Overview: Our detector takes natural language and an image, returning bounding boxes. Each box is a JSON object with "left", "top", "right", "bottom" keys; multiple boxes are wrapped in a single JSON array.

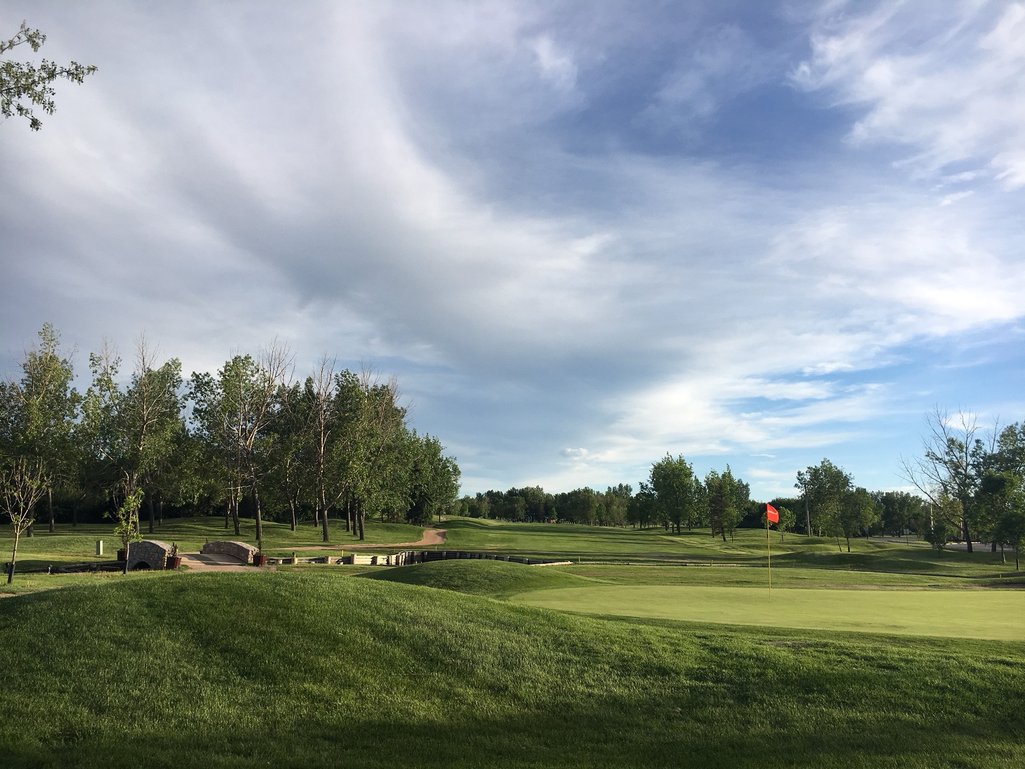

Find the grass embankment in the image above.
[
  {"left": 361, "top": 558, "right": 600, "bottom": 597},
  {"left": 1, "top": 571, "right": 1024, "bottom": 768}
]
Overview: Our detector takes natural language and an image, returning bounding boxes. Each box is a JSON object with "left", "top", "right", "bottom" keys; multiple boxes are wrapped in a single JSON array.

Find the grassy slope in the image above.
[
  {"left": 360, "top": 558, "right": 603, "bottom": 597},
  {"left": 1, "top": 571, "right": 1024, "bottom": 769}
]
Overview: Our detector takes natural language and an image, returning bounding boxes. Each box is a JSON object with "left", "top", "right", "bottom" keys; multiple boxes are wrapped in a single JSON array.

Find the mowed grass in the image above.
[
  {"left": 438, "top": 518, "right": 1017, "bottom": 577},
  {"left": 510, "top": 584, "right": 1025, "bottom": 640},
  {"left": 2, "top": 570, "right": 1025, "bottom": 768},
  {"left": 360, "top": 558, "right": 602, "bottom": 597}
]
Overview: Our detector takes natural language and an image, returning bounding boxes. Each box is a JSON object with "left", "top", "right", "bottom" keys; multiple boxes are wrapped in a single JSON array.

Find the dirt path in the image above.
[{"left": 288, "top": 527, "right": 447, "bottom": 552}]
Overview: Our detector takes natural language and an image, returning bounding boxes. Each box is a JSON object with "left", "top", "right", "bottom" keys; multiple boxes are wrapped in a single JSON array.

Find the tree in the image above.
[
  {"left": 876, "top": 491, "right": 926, "bottom": 541},
  {"left": 839, "top": 486, "right": 878, "bottom": 553},
  {"left": 795, "top": 459, "right": 852, "bottom": 540},
  {"left": 0, "top": 456, "right": 46, "bottom": 583},
  {"left": 406, "top": 432, "right": 460, "bottom": 525},
  {"left": 764, "top": 503, "right": 797, "bottom": 542},
  {"left": 81, "top": 341, "right": 182, "bottom": 543},
  {"left": 706, "top": 466, "right": 746, "bottom": 542},
  {"left": 901, "top": 409, "right": 985, "bottom": 552},
  {"left": 113, "top": 488, "right": 144, "bottom": 574},
  {"left": 189, "top": 345, "right": 291, "bottom": 541},
  {"left": 648, "top": 454, "right": 698, "bottom": 534},
  {"left": 993, "top": 497, "right": 1025, "bottom": 571},
  {"left": 6, "top": 324, "right": 80, "bottom": 534},
  {"left": 1, "top": 22, "right": 96, "bottom": 131}
]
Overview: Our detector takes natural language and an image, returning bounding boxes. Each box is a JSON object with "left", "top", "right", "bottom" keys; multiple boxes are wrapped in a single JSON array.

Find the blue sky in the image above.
[{"left": 2, "top": 0, "right": 1024, "bottom": 500}]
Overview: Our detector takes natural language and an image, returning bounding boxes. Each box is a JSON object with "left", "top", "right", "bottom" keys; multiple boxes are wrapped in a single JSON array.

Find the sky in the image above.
[{"left": 3, "top": 0, "right": 1025, "bottom": 501}]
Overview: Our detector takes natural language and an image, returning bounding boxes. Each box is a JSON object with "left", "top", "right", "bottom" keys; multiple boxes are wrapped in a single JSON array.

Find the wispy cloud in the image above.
[{"left": 793, "top": 1, "right": 1025, "bottom": 187}]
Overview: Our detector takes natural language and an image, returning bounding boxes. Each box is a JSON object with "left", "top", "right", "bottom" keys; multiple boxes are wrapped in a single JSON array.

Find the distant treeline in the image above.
[{"left": 462, "top": 440, "right": 1025, "bottom": 562}]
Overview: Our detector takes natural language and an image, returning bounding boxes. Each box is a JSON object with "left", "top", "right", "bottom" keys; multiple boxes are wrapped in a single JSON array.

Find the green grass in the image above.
[
  {"left": 438, "top": 519, "right": 1016, "bottom": 576},
  {"left": 360, "top": 559, "right": 601, "bottom": 597},
  {"left": 557, "top": 563, "right": 993, "bottom": 589},
  {"left": 2, "top": 570, "right": 1025, "bottom": 768},
  {"left": 510, "top": 584, "right": 1025, "bottom": 640}
]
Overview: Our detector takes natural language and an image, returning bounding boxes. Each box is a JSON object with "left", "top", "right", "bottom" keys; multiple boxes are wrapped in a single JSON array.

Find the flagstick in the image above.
[{"left": 766, "top": 516, "right": 772, "bottom": 596}]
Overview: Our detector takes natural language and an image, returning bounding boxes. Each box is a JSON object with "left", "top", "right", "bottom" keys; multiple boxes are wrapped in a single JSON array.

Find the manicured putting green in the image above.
[{"left": 510, "top": 585, "right": 1025, "bottom": 640}]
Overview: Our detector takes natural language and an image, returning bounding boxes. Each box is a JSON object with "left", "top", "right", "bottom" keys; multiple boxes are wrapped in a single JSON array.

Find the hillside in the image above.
[
  {"left": 1, "top": 571, "right": 1024, "bottom": 768},
  {"left": 359, "top": 558, "right": 601, "bottom": 596}
]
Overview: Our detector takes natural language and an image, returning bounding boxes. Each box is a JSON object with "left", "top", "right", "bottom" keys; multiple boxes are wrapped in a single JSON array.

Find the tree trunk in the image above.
[
  {"left": 7, "top": 530, "right": 20, "bottom": 584},
  {"left": 48, "top": 488, "right": 55, "bottom": 532},
  {"left": 147, "top": 494, "right": 155, "bottom": 534},
  {"left": 288, "top": 497, "right": 298, "bottom": 532},
  {"left": 357, "top": 508, "right": 366, "bottom": 541},
  {"left": 804, "top": 497, "right": 811, "bottom": 538},
  {"left": 253, "top": 484, "right": 264, "bottom": 544},
  {"left": 231, "top": 490, "right": 241, "bottom": 536},
  {"left": 122, "top": 541, "right": 130, "bottom": 575},
  {"left": 962, "top": 516, "right": 973, "bottom": 553},
  {"left": 158, "top": 498, "right": 163, "bottom": 528},
  {"left": 846, "top": 536, "right": 851, "bottom": 553}
]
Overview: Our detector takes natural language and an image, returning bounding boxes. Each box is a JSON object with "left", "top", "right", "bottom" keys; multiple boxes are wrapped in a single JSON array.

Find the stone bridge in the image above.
[{"left": 201, "top": 540, "right": 258, "bottom": 565}]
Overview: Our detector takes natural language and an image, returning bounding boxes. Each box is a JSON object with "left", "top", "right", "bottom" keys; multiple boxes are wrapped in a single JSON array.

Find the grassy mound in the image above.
[
  {"left": 360, "top": 558, "right": 600, "bottom": 596},
  {"left": 1, "top": 572, "right": 1024, "bottom": 768}
]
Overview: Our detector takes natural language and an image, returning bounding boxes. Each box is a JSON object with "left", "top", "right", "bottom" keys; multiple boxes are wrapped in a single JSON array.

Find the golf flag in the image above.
[{"left": 766, "top": 503, "right": 779, "bottom": 524}]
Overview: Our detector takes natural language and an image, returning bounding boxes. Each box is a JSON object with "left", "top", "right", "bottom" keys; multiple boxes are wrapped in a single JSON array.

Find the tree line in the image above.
[
  {"left": 458, "top": 455, "right": 755, "bottom": 542},
  {"left": 461, "top": 439, "right": 1025, "bottom": 567},
  {"left": 0, "top": 325, "right": 460, "bottom": 581}
]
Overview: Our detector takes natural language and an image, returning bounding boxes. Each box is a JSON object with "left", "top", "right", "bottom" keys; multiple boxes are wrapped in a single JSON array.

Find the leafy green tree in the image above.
[
  {"left": 876, "top": 491, "right": 926, "bottom": 540},
  {"left": 3, "top": 325, "right": 80, "bottom": 534},
  {"left": 763, "top": 503, "right": 797, "bottom": 542},
  {"left": 189, "top": 346, "right": 290, "bottom": 540},
  {"left": 993, "top": 496, "right": 1025, "bottom": 570},
  {"left": 706, "top": 466, "right": 746, "bottom": 542},
  {"left": 796, "top": 458, "right": 851, "bottom": 539},
  {"left": 839, "top": 486, "right": 878, "bottom": 552},
  {"left": 113, "top": 488, "right": 145, "bottom": 574},
  {"left": 406, "top": 432, "right": 460, "bottom": 525},
  {"left": 81, "top": 341, "right": 182, "bottom": 539},
  {"left": 1, "top": 22, "right": 96, "bottom": 130},
  {"left": 648, "top": 454, "right": 698, "bottom": 534}
]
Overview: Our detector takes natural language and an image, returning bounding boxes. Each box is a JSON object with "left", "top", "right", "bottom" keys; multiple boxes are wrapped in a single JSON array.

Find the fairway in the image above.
[{"left": 510, "top": 584, "right": 1025, "bottom": 640}]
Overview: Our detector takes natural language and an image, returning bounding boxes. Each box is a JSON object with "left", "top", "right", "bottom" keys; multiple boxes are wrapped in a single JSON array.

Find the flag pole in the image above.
[{"left": 765, "top": 503, "right": 779, "bottom": 596}]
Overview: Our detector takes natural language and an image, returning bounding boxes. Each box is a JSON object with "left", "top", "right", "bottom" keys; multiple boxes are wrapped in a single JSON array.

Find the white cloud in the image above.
[{"left": 793, "top": 1, "right": 1025, "bottom": 187}]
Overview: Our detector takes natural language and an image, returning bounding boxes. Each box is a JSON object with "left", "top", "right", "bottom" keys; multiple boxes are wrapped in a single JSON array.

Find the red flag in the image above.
[{"left": 765, "top": 503, "right": 779, "bottom": 524}]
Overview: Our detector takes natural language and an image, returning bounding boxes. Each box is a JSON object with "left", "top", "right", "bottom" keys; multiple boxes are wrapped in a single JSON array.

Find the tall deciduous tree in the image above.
[
  {"left": 839, "top": 486, "right": 878, "bottom": 552},
  {"left": 901, "top": 409, "right": 985, "bottom": 552},
  {"left": 706, "top": 466, "right": 747, "bottom": 542},
  {"left": 796, "top": 458, "right": 852, "bottom": 539},
  {"left": 190, "top": 345, "right": 291, "bottom": 541},
  {"left": 1, "top": 22, "right": 96, "bottom": 130},
  {"left": 648, "top": 454, "right": 698, "bottom": 535},
  {"left": 9, "top": 324, "right": 79, "bottom": 534}
]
